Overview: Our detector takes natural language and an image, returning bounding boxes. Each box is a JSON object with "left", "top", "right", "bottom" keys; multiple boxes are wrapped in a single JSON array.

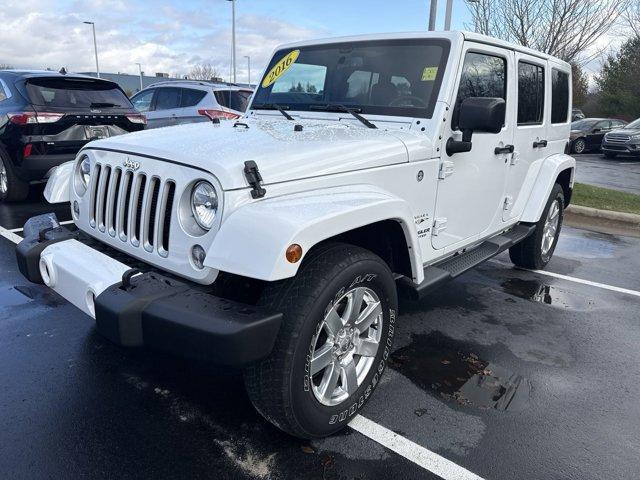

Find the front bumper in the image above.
[
  {"left": 601, "top": 142, "right": 640, "bottom": 155},
  {"left": 16, "top": 214, "right": 282, "bottom": 366}
]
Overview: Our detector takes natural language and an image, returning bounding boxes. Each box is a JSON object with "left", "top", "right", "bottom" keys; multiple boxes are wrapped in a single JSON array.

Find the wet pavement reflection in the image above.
[{"left": 390, "top": 332, "right": 530, "bottom": 412}]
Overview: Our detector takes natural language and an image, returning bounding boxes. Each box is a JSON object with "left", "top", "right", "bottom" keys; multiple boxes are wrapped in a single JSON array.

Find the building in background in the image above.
[{"left": 79, "top": 71, "right": 254, "bottom": 97}]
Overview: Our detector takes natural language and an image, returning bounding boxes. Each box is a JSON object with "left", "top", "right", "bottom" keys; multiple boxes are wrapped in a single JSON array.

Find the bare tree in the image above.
[
  {"left": 622, "top": 2, "right": 640, "bottom": 38},
  {"left": 188, "top": 64, "right": 220, "bottom": 81},
  {"left": 465, "top": 0, "right": 629, "bottom": 63},
  {"left": 0, "top": 63, "right": 14, "bottom": 69}
]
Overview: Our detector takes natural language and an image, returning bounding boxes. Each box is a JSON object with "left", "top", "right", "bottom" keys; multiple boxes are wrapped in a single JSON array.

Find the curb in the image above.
[
  {"left": 565, "top": 205, "right": 640, "bottom": 238},
  {"left": 566, "top": 205, "right": 640, "bottom": 226}
]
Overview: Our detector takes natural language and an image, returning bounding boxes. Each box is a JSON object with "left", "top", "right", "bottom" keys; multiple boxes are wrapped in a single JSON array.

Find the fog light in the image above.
[
  {"left": 191, "top": 245, "right": 206, "bottom": 270},
  {"left": 73, "top": 200, "right": 80, "bottom": 219}
]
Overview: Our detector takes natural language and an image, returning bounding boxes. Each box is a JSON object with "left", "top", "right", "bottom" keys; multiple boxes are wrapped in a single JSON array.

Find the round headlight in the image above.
[
  {"left": 191, "top": 181, "right": 218, "bottom": 230},
  {"left": 79, "top": 157, "right": 91, "bottom": 187}
]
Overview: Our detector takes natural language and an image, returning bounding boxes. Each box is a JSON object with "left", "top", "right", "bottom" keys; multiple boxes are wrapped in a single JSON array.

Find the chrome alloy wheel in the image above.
[
  {"left": 0, "top": 157, "right": 7, "bottom": 196},
  {"left": 310, "top": 287, "right": 383, "bottom": 406},
  {"left": 542, "top": 199, "right": 561, "bottom": 257}
]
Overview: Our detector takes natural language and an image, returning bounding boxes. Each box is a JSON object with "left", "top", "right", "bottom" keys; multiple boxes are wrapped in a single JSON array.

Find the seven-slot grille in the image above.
[
  {"left": 605, "top": 133, "right": 631, "bottom": 144},
  {"left": 88, "top": 163, "right": 176, "bottom": 257}
]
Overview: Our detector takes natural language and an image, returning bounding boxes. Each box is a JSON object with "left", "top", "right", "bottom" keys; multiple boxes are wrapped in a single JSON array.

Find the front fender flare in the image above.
[
  {"left": 520, "top": 153, "right": 575, "bottom": 223},
  {"left": 205, "top": 185, "right": 423, "bottom": 282},
  {"left": 43, "top": 161, "right": 74, "bottom": 203}
]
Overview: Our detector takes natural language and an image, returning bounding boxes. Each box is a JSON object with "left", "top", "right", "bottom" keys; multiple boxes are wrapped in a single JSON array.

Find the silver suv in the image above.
[{"left": 130, "top": 80, "right": 253, "bottom": 129}]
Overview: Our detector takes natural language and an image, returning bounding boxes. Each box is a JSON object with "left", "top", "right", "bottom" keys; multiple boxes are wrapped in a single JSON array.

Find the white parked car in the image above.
[
  {"left": 17, "top": 31, "right": 574, "bottom": 438},
  {"left": 130, "top": 80, "right": 253, "bottom": 128}
]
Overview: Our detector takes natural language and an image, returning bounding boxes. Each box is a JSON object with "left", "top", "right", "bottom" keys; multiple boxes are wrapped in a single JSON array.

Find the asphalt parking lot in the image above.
[
  {"left": 2, "top": 191, "right": 640, "bottom": 480},
  {"left": 574, "top": 152, "right": 640, "bottom": 194}
]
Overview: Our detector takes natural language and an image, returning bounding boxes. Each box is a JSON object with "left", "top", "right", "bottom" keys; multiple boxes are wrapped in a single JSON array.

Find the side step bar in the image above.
[{"left": 398, "top": 224, "right": 536, "bottom": 299}]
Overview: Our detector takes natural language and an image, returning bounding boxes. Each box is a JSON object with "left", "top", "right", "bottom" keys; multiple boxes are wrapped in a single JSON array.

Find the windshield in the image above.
[
  {"left": 571, "top": 119, "right": 596, "bottom": 130},
  {"left": 626, "top": 118, "right": 640, "bottom": 129},
  {"left": 252, "top": 39, "right": 450, "bottom": 119},
  {"left": 25, "top": 77, "right": 131, "bottom": 109}
]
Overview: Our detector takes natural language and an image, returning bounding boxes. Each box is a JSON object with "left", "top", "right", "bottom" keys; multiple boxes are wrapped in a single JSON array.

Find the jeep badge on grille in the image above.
[{"left": 123, "top": 158, "right": 141, "bottom": 171}]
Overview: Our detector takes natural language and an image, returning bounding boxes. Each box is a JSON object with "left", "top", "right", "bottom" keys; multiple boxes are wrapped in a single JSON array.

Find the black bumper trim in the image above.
[{"left": 95, "top": 272, "right": 283, "bottom": 366}]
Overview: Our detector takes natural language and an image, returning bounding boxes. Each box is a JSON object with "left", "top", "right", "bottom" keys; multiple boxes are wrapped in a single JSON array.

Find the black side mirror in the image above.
[
  {"left": 447, "top": 97, "right": 506, "bottom": 156},
  {"left": 592, "top": 128, "right": 601, "bottom": 133}
]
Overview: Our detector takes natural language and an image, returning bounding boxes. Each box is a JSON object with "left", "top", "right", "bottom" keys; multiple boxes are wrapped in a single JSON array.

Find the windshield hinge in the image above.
[
  {"left": 438, "top": 161, "right": 454, "bottom": 180},
  {"left": 244, "top": 161, "right": 266, "bottom": 199}
]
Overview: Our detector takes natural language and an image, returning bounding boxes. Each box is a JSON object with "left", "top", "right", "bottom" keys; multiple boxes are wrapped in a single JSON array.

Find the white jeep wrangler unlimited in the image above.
[{"left": 16, "top": 31, "right": 574, "bottom": 438}]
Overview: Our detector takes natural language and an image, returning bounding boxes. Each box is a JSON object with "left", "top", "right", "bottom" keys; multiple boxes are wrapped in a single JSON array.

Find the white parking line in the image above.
[
  {"left": 0, "top": 225, "right": 22, "bottom": 244},
  {"left": 350, "top": 415, "right": 485, "bottom": 480},
  {"left": 527, "top": 268, "right": 640, "bottom": 298},
  {"left": 7, "top": 219, "right": 74, "bottom": 234}
]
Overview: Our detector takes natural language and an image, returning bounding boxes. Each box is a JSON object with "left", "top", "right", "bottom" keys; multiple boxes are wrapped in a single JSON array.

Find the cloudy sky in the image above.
[{"left": 0, "top": 0, "right": 474, "bottom": 82}]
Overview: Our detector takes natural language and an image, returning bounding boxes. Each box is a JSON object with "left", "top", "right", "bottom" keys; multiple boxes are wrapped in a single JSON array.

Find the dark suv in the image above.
[
  {"left": 0, "top": 70, "right": 146, "bottom": 201},
  {"left": 601, "top": 118, "right": 640, "bottom": 158}
]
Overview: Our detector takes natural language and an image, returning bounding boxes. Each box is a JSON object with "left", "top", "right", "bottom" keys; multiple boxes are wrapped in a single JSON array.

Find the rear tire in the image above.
[
  {"left": 571, "top": 138, "right": 586, "bottom": 154},
  {"left": 0, "top": 150, "right": 29, "bottom": 202},
  {"left": 509, "top": 184, "right": 564, "bottom": 270},
  {"left": 244, "top": 243, "right": 398, "bottom": 438},
  {"left": 603, "top": 152, "right": 617, "bottom": 159}
]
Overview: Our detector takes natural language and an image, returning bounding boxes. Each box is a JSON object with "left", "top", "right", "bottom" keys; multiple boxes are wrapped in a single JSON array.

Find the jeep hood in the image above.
[{"left": 87, "top": 119, "right": 414, "bottom": 190}]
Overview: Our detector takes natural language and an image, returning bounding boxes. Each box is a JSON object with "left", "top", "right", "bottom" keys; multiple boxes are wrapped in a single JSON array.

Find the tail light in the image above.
[
  {"left": 8, "top": 112, "right": 64, "bottom": 125},
  {"left": 198, "top": 109, "right": 240, "bottom": 121},
  {"left": 23, "top": 143, "right": 33, "bottom": 158},
  {"left": 125, "top": 113, "right": 147, "bottom": 125}
]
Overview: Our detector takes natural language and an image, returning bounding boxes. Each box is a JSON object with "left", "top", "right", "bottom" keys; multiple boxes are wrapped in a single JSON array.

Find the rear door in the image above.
[
  {"left": 177, "top": 87, "right": 207, "bottom": 124},
  {"left": 503, "top": 53, "right": 547, "bottom": 221},
  {"left": 146, "top": 87, "right": 182, "bottom": 128}
]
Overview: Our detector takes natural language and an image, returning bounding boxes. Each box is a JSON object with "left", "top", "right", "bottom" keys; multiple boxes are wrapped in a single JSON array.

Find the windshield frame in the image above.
[{"left": 251, "top": 38, "right": 451, "bottom": 120}]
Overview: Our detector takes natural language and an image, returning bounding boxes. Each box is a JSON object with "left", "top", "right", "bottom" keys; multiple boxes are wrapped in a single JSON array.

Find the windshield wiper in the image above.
[
  {"left": 89, "top": 102, "right": 121, "bottom": 108},
  {"left": 309, "top": 103, "right": 377, "bottom": 129},
  {"left": 252, "top": 103, "right": 294, "bottom": 120}
]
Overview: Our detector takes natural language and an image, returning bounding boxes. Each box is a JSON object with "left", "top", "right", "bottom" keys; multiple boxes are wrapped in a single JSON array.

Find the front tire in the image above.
[
  {"left": 571, "top": 138, "right": 586, "bottom": 154},
  {"left": 0, "top": 150, "right": 29, "bottom": 202},
  {"left": 244, "top": 243, "right": 398, "bottom": 438},
  {"left": 509, "top": 184, "right": 564, "bottom": 270}
]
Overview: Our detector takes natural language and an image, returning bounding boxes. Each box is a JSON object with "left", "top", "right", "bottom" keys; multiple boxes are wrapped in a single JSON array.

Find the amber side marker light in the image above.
[{"left": 286, "top": 244, "right": 303, "bottom": 263}]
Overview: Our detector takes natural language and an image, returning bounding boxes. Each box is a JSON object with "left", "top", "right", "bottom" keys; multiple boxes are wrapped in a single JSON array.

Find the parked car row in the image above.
[
  {"left": 0, "top": 69, "right": 255, "bottom": 202},
  {"left": 569, "top": 116, "right": 640, "bottom": 158}
]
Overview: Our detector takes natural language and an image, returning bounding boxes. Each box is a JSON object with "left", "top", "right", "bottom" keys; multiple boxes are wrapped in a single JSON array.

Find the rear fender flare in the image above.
[{"left": 520, "top": 153, "right": 575, "bottom": 223}]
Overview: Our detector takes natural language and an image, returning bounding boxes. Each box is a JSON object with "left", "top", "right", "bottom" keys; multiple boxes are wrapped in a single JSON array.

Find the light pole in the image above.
[
  {"left": 444, "top": 0, "right": 453, "bottom": 30},
  {"left": 227, "top": 0, "right": 236, "bottom": 83},
  {"left": 135, "top": 63, "right": 143, "bottom": 91},
  {"left": 244, "top": 55, "right": 250, "bottom": 84},
  {"left": 428, "top": 0, "right": 438, "bottom": 30},
  {"left": 83, "top": 21, "right": 100, "bottom": 78}
]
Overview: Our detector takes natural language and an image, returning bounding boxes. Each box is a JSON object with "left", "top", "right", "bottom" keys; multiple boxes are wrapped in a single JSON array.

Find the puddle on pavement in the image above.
[
  {"left": 390, "top": 332, "right": 530, "bottom": 412},
  {"left": 0, "top": 285, "right": 66, "bottom": 310},
  {"left": 500, "top": 278, "right": 592, "bottom": 309},
  {"left": 555, "top": 234, "right": 616, "bottom": 259}
]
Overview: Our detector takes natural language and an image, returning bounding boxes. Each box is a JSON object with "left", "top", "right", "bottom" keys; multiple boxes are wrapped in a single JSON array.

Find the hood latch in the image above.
[{"left": 244, "top": 161, "right": 266, "bottom": 199}]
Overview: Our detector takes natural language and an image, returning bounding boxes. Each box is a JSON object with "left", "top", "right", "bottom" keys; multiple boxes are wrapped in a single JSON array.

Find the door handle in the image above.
[
  {"left": 533, "top": 140, "right": 548, "bottom": 148},
  {"left": 494, "top": 145, "right": 514, "bottom": 155}
]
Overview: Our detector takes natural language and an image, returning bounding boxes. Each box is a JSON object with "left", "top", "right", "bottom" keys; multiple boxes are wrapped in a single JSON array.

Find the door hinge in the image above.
[
  {"left": 432, "top": 217, "right": 448, "bottom": 236},
  {"left": 438, "top": 161, "right": 454, "bottom": 180},
  {"left": 503, "top": 196, "right": 513, "bottom": 211}
]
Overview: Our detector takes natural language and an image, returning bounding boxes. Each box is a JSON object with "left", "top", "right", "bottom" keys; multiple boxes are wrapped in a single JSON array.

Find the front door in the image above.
[
  {"left": 432, "top": 44, "right": 515, "bottom": 250},
  {"left": 503, "top": 53, "right": 547, "bottom": 221},
  {"left": 586, "top": 120, "right": 611, "bottom": 150}
]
